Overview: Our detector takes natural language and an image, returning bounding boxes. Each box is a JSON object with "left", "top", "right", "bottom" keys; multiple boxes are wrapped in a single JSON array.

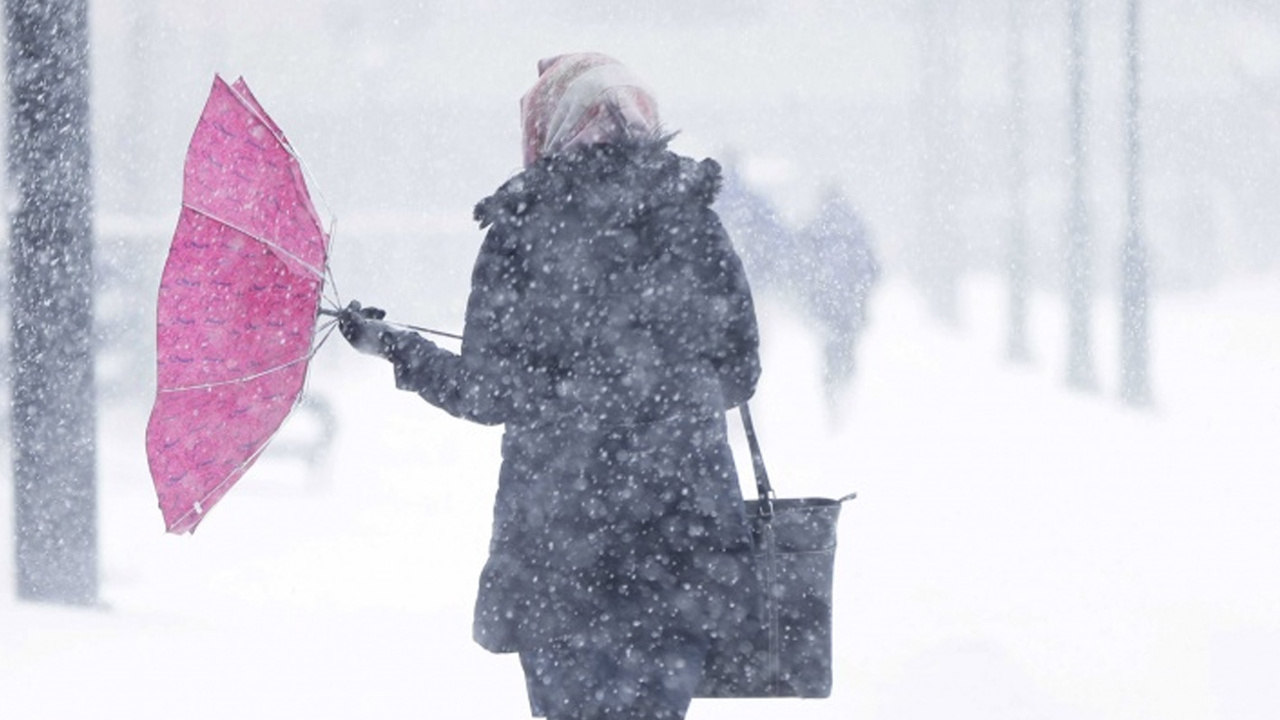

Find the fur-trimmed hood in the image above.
[{"left": 474, "top": 138, "right": 723, "bottom": 232}]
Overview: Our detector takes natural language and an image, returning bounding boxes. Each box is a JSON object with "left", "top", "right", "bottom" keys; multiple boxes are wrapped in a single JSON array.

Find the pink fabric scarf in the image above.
[{"left": 520, "top": 53, "right": 660, "bottom": 167}]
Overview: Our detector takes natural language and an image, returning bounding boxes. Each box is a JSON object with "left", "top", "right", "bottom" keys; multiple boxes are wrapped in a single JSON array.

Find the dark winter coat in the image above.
[
  {"left": 382, "top": 139, "right": 762, "bottom": 653},
  {"left": 799, "top": 196, "right": 880, "bottom": 333},
  {"left": 714, "top": 168, "right": 793, "bottom": 293}
]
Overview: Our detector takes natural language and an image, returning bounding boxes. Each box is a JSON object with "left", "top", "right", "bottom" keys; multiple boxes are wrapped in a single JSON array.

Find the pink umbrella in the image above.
[{"left": 146, "top": 75, "right": 336, "bottom": 534}]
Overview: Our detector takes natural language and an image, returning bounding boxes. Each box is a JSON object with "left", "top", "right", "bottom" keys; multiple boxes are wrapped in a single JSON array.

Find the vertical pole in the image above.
[
  {"left": 1007, "top": 0, "right": 1030, "bottom": 362},
  {"left": 1120, "top": 0, "right": 1151, "bottom": 406},
  {"left": 1065, "top": 0, "right": 1097, "bottom": 391},
  {"left": 123, "top": 0, "right": 154, "bottom": 207},
  {"left": 914, "top": 0, "right": 961, "bottom": 326},
  {"left": 6, "top": 0, "right": 98, "bottom": 605}
]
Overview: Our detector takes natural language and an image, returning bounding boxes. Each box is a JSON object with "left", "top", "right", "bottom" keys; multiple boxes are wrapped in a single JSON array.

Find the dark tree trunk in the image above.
[
  {"left": 1007, "top": 0, "right": 1030, "bottom": 363},
  {"left": 913, "top": 0, "right": 962, "bottom": 326},
  {"left": 6, "top": 0, "right": 98, "bottom": 605},
  {"left": 1121, "top": 0, "right": 1152, "bottom": 406},
  {"left": 1065, "top": 0, "right": 1097, "bottom": 391}
]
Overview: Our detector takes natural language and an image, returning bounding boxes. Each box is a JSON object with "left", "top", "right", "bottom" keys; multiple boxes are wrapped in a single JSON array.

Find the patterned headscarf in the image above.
[{"left": 520, "top": 53, "right": 660, "bottom": 167}]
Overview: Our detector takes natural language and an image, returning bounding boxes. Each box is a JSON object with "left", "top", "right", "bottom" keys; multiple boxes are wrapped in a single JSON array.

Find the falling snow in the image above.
[{"left": 4, "top": 1, "right": 1280, "bottom": 718}]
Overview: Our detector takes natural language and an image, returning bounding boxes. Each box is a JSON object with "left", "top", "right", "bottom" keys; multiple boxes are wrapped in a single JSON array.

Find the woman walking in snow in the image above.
[{"left": 339, "top": 53, "right": 761, "bottom": 720}]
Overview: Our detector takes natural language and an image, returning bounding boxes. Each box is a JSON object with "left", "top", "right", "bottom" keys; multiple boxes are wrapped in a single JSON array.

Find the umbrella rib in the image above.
[
  {"left": 225, "top": 79, "right": 298, "bottom": 162},
  {"left": 159, "top": 348, "right": 315, "bottom": 393},
  {"left": 169, "top": 415, "right": 280, "bottom": 532},
  {"left": 182, "top": 202, "right": 326, "bottom": 281},
  {"left": 224, "top": 81, "right": 337, "bottom": 241},
  {"left": 167, "top": 323, "right": 332, "bottom": 533}
]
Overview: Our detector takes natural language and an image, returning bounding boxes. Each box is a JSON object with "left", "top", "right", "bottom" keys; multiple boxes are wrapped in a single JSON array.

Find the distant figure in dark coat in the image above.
[
  {"left": 340, "top": 52, "right": 760, "bottom": 720},
  {"left": 797, "top": 185, "right": 880, "bottom": 413},
  {"left": 714, "top": 155, "right": 794, "bottom": 295}
]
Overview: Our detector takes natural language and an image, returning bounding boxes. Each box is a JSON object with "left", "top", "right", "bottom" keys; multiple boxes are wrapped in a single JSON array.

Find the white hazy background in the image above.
[{"left": 3, "top": 1, "right": 1280, "bottom": 718}]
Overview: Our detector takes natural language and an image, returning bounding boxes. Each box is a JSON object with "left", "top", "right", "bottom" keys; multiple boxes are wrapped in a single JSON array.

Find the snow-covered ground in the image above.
[{"left": 3, "top": 273, "right": 1279, "bottom": 719}]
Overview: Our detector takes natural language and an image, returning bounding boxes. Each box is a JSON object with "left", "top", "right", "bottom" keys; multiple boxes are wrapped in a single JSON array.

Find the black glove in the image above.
[{"left": 338, "top": 300, "right": 394, "bottom": 356}]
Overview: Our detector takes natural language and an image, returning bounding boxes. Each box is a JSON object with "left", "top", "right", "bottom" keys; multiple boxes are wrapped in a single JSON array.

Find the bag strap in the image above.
[{"left": 737, "top": 403, "right": 776, "bottom": 519}]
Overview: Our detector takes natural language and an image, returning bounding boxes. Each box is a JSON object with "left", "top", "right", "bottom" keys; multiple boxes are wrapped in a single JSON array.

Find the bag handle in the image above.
[
  {"left": 737, "top": 403, "right": 776, "bottom": 519},
  {"left": 736, "top": 403, "right": 857, "bottom": 519}
]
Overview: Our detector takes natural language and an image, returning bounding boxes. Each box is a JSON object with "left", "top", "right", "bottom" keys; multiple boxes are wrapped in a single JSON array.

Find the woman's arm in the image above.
[
  {"left": 696, "top": 209, "right": 762, "bottom": 408},
  {"left": 382, "top": 227, "right": 531, "bottom": 426}
]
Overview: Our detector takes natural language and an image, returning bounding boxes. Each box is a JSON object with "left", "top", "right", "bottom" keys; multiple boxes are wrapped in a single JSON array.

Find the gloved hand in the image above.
[{"left": 338, "top": 300, "right": 394, "bottom": 356}]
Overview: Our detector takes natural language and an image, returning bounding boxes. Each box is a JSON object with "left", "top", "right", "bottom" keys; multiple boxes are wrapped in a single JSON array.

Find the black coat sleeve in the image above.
[
  {"left": 691, "top": 206, "right": 761, "bottom": 408},
  {"left": 384, "top": 184, "right": 759, "bottom": 423},
  {"left": 382, "top": 227, "right": 535, "bottom": 426}
]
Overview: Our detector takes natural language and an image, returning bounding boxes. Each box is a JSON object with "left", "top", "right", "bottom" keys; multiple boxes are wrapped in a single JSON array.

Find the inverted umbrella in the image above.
[{"left": 146, "top": 75, "right": 337, "bottom": 534}]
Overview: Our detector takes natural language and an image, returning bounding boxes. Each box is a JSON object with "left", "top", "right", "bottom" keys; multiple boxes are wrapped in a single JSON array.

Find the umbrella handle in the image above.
[{"left": 317, "top": 306, "right": 462, "bottom": 342}]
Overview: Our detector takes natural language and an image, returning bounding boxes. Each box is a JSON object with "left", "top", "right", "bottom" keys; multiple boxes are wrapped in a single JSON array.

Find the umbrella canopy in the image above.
[{"left": 146, "top": 75, "right": 331, "bottom": 534}]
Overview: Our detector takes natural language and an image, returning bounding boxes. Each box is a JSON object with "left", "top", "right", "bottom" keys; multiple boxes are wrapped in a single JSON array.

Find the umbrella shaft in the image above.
[{"left": 317, "top": 307, "right": 461, "bottom": 342}]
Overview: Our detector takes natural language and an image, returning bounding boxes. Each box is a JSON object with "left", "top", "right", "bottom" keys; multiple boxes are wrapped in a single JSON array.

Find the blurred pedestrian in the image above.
[
  {"left": 339, "top": 52, "right": 761, "bottom": 720},
  {"left": 714, "top": 152, "right": 794, "bottom": 293},
  {"left": 797, "top": 184, "right": 880, "bottom": 414}
]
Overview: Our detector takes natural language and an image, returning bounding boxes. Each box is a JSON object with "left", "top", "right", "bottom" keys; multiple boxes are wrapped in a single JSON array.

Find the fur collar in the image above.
[{"left": 474, "top": 138, "right": 723, "bottom": 231}]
